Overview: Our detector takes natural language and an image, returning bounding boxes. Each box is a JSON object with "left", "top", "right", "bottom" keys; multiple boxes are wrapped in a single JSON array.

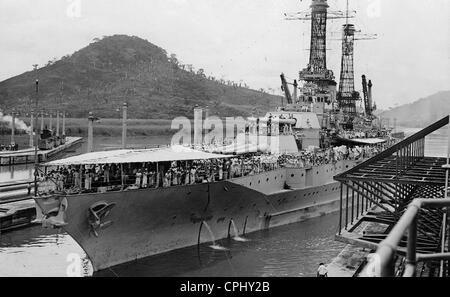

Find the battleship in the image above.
[{"left": 33, "top": 0, "right": 402, "bottom": 271}]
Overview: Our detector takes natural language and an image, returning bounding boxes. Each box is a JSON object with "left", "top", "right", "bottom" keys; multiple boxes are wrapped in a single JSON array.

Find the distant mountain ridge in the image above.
[
  {"left": 380, "top": 91, "right": 450, "bottom": 127},
  {"left": 0, "top": 35, "right": 281, "bottom": 119}
]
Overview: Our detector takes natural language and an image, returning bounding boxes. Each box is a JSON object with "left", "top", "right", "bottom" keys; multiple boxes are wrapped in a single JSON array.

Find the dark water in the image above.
[
  {"left": 0, "top": 129, "right": 448, "bottom": 277},
  {"left": 0, "top": 212, "right": 343, "bottom": 277},
  {"left": 96, "top": 212, "right": 345, "bottom": 277}
]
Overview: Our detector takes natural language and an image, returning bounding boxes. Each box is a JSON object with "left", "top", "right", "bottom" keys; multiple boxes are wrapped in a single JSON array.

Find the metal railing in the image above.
[
  {"left": 360, "top": 153, "right": 450, "bottom": 277},
  {"left": 360, "top": 197, "right": 450, "bottom": 277},
  {"left": 348, "top": 116, "right": 450, "bottom": 277}
]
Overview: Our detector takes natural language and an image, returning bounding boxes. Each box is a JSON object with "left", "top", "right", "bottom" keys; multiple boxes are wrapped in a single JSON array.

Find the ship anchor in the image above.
[
  {"left": 88, "top": 201, "right": 116, "bottom": 237},
  {"left": 42, "top": 197, "right": 68, "bottom": 228}
]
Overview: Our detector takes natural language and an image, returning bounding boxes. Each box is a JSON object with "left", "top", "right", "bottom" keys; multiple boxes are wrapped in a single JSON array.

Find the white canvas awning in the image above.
[{"left": 45, "top": 146, "right": 233, "bottom": 166}]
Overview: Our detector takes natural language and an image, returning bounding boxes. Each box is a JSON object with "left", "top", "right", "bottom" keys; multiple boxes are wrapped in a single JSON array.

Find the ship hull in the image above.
[{"left": 35, "top": 159, "right": 359, "bottom": 271}]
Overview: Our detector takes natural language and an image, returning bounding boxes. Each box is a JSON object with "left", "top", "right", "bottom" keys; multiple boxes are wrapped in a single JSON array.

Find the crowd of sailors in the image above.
[
  {"left": 37, "top": 142, "right": 393, "bottom": 195},
  {"left": 0, "top": 143, "right": 19, "bottom": 152},
  {"left": 339, "top": 129, "right": 386, "bottom": 139}
]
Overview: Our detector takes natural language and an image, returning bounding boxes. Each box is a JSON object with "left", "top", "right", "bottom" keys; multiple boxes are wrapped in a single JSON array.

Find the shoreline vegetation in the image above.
[
  {"left": 0, "top": 117, "right": 247, "bottom": 148},
  {"left": 0, "top": 118, "right": 175, "bottom": 149},
  {"left": 20, "top": 117, "right": 175, "bottom": 137},
  {"left": 1, "top": 117, "right": 447, "bottom": 150}
]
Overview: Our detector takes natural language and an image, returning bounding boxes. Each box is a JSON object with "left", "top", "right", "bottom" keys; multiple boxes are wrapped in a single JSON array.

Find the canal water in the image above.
[{"left": 0, "top": 127, "right": 448, "bottom": 277}]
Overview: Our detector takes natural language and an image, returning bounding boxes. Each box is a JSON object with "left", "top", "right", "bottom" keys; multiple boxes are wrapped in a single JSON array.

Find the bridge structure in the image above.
[{"left": 334, "top": 115, "right": 450, "bottom": 277}]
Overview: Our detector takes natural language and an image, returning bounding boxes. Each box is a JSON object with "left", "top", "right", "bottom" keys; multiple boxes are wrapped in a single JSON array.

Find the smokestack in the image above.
[
  {"left": 11, "top": 112, "right": 15, "bottom": 144},
  {"left": 87, "top": 112, "right": 94, "bottom": 153},
  {"left": 56, "top": 111, "right": 60, "bottom": 137},
  {"left": 122, "top": 103, "right": 128, "bottom": 149},
  {"left": 30, "top": 112, "right": 34, "bottom": 147},
  {"left": 368, "top": 80, "right": 373, "bottom": 110},
  {"left": 193, "top": 107, "right": 203, "bottom": 146}
]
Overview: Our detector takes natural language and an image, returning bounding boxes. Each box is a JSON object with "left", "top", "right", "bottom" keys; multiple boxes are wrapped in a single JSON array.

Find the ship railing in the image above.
[
  {"left": 360, "top": 196, "right": 450, "bottom": 277},
  {"left": 35, "top": 143, "right": 390, "bottom": 196},
  {"left": 35, "top": 163, "right": 284, "bottom": 196}
]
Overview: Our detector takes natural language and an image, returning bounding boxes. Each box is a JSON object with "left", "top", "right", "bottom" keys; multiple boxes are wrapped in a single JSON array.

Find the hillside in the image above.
[
  {"left": 0, "top": 35, "right": 281, "bottom": 119},
  {"left": 380, "top": 91, "right": 450, "bottom": 127}
]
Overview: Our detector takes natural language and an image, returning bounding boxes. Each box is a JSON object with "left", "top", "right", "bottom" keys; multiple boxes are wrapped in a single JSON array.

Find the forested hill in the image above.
[
  {"left": 0, "top": 35, "right": 281, "bottom": 119},
  {"left": 380, "top": 91, "right": 450, "bottom": 127}
]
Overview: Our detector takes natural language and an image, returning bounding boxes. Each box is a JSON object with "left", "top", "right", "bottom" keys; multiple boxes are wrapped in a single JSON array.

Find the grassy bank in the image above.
[{"left": 19, "top": 117, "right": 174, "bottom": 137}]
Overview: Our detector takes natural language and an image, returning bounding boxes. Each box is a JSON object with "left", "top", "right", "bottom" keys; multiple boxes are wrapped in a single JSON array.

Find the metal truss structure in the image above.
[
  {"left": 334, "top": 116, "right": 450, "bottom": 276},
  {"left": 298, "top": 0, "right": 336, "bottom": 84},
  {"left": 337, "top": 24, "right": 359, "bottom": 114}
]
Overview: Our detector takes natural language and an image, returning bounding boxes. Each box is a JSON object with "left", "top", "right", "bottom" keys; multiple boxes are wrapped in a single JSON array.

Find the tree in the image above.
[
  {"left": 197, "top": 68, "right": 205, "bottom": 77},
  {"left": 46, "top": 57, "right": 57, "bottom": 67},
  {"left": 169, "top": 54, "right": 179, "bottom": 66},
  {"left": 186, "top": 64, "right": 194, "bottom": 73}
]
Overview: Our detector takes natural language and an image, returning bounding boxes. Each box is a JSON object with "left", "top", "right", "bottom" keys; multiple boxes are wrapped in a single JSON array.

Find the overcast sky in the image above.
[{"left": 1, "top": 0, "right": 449, "bottom": 109}]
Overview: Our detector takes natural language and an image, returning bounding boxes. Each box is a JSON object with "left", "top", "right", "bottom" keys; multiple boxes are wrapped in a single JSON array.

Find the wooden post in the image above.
[
  {"left": 87, "top": 112, "right": 94, "bottom": 153},
  {"left": 120, "top": 163, "right": 124, "bottom": 189}
]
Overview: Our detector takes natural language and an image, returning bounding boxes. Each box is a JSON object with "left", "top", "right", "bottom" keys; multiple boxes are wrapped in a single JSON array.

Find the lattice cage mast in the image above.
[
  {"left": 337, "top": 23, "right": 360, "bottom": 114},
  {"left": 299, "top": 0, "right": 336, "bottom": 85}
]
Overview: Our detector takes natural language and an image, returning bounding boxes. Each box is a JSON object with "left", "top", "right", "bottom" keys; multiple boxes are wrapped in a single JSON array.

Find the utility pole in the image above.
[
  {"left": 56, "top": 111, "right": 60, "bottom": 137},
  {"left": 40, "top": 109, "right": 44, "bottom": 132},
  {"left": 122, "top": 102, "right": 128, "bottom": 149},
  {"left": 62, "top": 111, "right": 66, "bottom": 138},
  {"left": 33, "top": 63, "right": 39, "bottom": 196},
  {"left": 29, "top": 111, "right": 34, "bottom": 147},
  {"left": 58, "top": 81, "right": 64, "bottom": 138}
]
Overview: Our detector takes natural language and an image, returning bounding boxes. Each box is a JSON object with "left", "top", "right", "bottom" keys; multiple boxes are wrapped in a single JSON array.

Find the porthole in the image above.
[
  {"left": 266, "top": 178, "right": 269, "bottom": 182},
  {"left": 291, "top": 174, "right": 295, "bottom": 177}
]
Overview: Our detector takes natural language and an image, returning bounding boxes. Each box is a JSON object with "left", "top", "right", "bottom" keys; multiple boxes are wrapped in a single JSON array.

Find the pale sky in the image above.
[{"left": 1, "top": 0, "right": 449, "bottom": 109}]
